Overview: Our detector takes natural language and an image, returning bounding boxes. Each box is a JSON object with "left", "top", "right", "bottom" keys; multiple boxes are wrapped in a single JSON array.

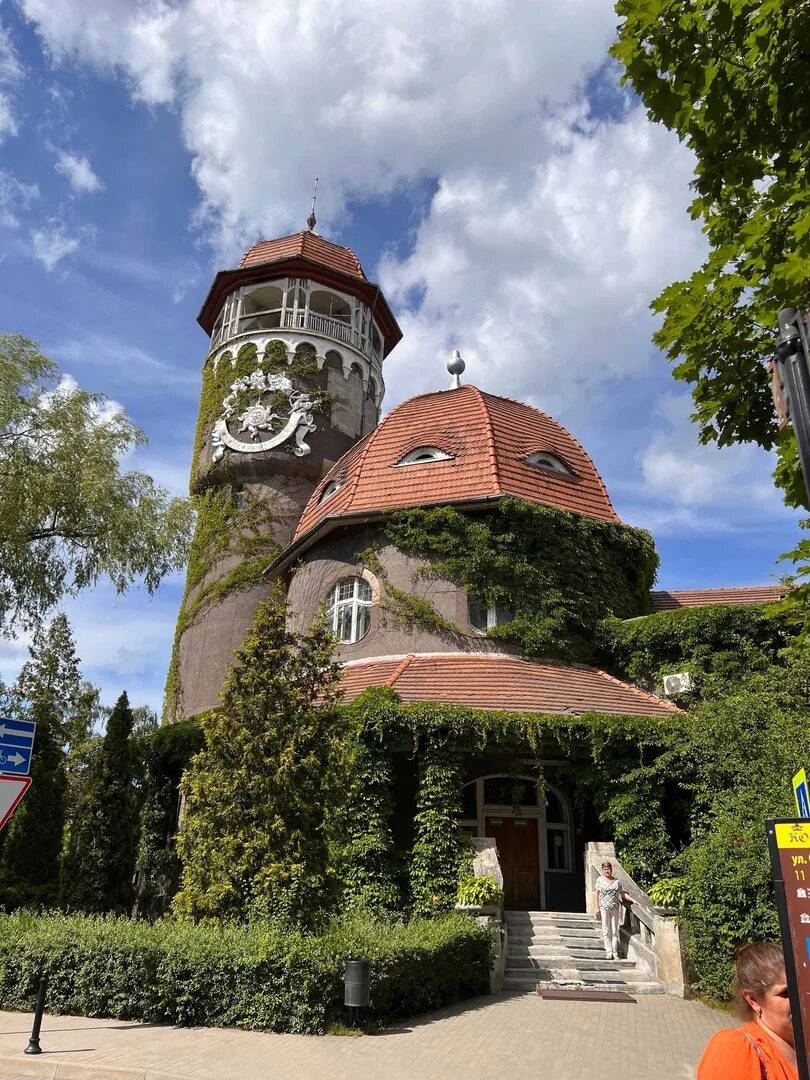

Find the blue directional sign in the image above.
[
  {"left": 0, "top": 717, "right": 36, "bottom": 776},
  {"left": 795, "top": 769, "right": 810, "bottom": 819}
]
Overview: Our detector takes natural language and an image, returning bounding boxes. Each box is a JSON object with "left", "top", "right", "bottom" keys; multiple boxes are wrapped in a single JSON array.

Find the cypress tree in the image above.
[
  {"left": 60, "top": 692, "right": 137, "bottom": 913},
  {"left": 0, "top": 614, "right": 88, "bottom": 907},
  {"left": 173, "top": 595, "right": 349, "bottom": 927}
]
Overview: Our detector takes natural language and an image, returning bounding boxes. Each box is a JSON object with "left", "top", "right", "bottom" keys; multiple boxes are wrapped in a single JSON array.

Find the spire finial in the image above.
[
  {"left": 307, "top": 176, "right": 319, "bottom": 232},
  {"left": 447, "top": 349, "right": 465, "bottom": 389}
]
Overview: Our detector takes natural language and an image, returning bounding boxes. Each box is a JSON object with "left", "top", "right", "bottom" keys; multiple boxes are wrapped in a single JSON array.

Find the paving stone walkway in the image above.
[{"left": 0, "top": 992, "right": 728, "bottom": 1080}]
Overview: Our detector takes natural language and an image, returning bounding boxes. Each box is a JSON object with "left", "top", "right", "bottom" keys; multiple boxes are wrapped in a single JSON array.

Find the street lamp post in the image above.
[{"left": 775, "top": 308, "right": 810, "bottom": 503}]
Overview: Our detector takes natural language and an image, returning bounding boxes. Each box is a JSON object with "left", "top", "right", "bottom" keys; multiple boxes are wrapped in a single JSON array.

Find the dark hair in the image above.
[{"left": 735, "top": 942, "right": 785, "bottom": 1018}]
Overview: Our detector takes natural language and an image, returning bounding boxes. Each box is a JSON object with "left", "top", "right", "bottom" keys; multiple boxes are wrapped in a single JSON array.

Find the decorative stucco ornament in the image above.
[{"left": 211, "top": 368, "right": 319, "bottom": 462}]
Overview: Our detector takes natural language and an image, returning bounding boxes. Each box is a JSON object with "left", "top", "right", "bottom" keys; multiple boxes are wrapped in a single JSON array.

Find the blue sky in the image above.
[{"left": 0, "top": 0, "right": 801, "bottom": 712}]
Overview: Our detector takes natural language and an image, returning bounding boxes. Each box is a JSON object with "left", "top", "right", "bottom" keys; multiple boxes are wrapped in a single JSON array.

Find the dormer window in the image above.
[
  {"left": 524, "top": 452, "right": 572, "bottom": 475},
  {"left": 319, "top": 479, "right": 343, "bottom": 503},
  {"left": 395, "top": 446, "right": 454, "bottom": 466}
]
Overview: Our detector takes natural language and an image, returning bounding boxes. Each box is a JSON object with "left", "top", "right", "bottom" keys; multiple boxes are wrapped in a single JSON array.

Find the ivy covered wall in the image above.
[{"left": 599, "top": 602, "right": 792, "bottom": 694}]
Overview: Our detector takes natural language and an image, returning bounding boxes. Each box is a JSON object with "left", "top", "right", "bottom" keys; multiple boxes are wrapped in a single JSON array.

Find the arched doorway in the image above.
[{"left": 459, "top": 775, "right": 573, "bottom": 910}]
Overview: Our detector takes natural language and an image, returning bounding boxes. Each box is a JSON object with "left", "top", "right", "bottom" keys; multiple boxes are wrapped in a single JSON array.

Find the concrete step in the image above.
[
  {"left": 504, "top": 965, "right": 656, "bottom": 985},
  {"left": 511, "top": 943, "right": 607, "bottom": 956},
  {"left": 509, "top": 928, "right": 604, "bottom": 946},
  {"left": 503, "top": 975, "right": 665, "bottom": 995},
  {"left": 507, "top": 956, "right": 635, "bottom": 970}
]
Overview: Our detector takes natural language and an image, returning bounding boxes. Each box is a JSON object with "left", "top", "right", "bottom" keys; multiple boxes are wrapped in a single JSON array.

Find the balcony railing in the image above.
[{"left": 214, "top": 308, "right": 380, "bottom": 365}]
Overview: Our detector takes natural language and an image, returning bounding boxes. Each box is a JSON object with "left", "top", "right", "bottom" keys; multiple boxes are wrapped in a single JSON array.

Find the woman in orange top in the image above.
[{"left": 697, "top": 941, "right": 799, "bottom": 1080}]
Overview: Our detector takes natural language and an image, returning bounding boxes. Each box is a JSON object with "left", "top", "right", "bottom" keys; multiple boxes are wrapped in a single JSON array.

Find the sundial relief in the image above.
[{"left": 211, "top": 367, "right": 320, "bottom": 462}]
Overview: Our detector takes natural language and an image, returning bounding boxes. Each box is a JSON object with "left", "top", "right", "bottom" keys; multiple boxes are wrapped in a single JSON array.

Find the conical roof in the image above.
[
  {"left": 239, "top": 231, "right": 366, "bottom": 280},
  {"left": 294, "top": 384, "right": 620, "bottom": 544}
]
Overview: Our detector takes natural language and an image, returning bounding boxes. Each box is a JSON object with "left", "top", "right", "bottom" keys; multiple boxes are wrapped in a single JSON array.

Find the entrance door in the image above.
[{"left": 484, "top": 816, "right": 541, "bottom": 908}]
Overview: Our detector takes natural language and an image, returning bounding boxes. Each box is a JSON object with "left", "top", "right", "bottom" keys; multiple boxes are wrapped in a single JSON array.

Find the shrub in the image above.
[
  {"left": 0, "top": 911, "right": 491, "bottom": 1033},
  {"left": 456, "top": 875, "right": 502, "bottom": 907}
]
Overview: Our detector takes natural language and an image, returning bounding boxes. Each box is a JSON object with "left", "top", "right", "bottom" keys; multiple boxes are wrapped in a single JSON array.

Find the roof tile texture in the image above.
[
  {"left": 295, "top": 385, "right": 620, "bottom": 541},
  {"left": 339, "top": 653, "right": 680, "bottom": 717},
  {"left": 240, "top": 231, "right": 366, "bottom": 281},
  {"left": 649, "top": 586, "right": 783, "bottom": 612}
]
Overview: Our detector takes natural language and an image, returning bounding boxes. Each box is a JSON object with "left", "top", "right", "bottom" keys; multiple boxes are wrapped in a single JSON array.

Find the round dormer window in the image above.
[
  {"left": 395, "top": 446, "right": 454, "bottom": 466},
  {"left": 524, "top": 452, "right": 572, "bottom": 475}
]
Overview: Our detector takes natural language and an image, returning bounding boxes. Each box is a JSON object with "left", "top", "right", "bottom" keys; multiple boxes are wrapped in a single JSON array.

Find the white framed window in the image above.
[
  {"left": 327, "top": 577, "right": 372, "bottom": 643},
  {"left": 395, "top": 446, "right": 454, "bottom": 466},
  {"left": 468, "top": 596, "right": 513, "bottom": 632},
  {"left": 524, "top": 451, "right": 572, "bottom": 475}
]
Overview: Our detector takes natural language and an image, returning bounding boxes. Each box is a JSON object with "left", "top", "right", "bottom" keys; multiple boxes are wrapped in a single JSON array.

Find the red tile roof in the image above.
[
  {"left": 649, "top": 586, "right": 784, "bottom": 612},
  {"left": 339, "top": 653, "right": 680, "bottom": 717},
  {"left": 240, "top": 231, "right": 366, "bottom": 281},
  {"left": 294, "top": 385, "right": 620, "bottom": 542}
]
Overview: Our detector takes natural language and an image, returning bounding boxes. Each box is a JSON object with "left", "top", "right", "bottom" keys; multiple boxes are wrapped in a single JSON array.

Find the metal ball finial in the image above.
[
  {"left": 307, "top": 176, "right": 319, "bottom": 232},
  {"left": 447, "top": 349, "right": 465, "bottom": 389}
]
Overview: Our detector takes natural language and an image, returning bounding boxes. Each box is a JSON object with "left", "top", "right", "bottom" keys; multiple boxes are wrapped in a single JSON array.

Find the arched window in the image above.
[
  {"left": 396, "top": 446, "right": 454, "bottom": 466},
  {"left": 524, "top": 451, "right": 572, "bottom": 475},
  {"left": 327, "top": 578, "right": 372, "bottom": 643}
]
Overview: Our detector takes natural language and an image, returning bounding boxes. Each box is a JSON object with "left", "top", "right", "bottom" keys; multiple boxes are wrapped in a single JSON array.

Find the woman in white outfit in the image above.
[{"left": 594, "top": 860, "right": 623, "bottom": 960}]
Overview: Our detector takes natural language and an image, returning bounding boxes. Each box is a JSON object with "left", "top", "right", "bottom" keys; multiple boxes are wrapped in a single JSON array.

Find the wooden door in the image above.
[{"left": 484, "top": 816, "right": 541, "bottom": 908}]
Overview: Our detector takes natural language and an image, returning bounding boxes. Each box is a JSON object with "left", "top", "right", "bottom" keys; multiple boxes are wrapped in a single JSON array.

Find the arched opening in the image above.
[
  {"left": 309, "top": 289, "right": 352, "bottom": 323},
  {"left": 240, "top": 284, "right": 284, "bottom": 332},
  {"left": 459, "top": 775, "right": 573, "bottom": 910}
]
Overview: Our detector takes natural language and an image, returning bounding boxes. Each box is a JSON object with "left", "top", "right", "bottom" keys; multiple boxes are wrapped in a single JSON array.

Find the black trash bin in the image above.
[{"left": 344, "top": 958, "right": 370, "bottom": 1008}]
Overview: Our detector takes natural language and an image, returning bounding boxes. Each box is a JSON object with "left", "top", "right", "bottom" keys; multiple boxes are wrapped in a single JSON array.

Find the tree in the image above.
[
  {"left": 611, "top": 1, "right": 810, "bottom": 506},
  {"left": 60, "top": 692, "right": 138, "bottom": 913},
  {"left": 0, "top": 614, "right": 92, "bottom": 906},
  {"left": 173, "top": 596, "right": 350, "bottom": 927},
  {"left": 0, "top": 334, "right": 193, "bottom": 635}
]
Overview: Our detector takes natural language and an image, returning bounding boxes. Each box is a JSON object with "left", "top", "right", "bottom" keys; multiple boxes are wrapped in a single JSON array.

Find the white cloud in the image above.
[
  {"left": 30, "top": 218, "right": 93, "bottom": 270},
  {"left": 614, "top": 394, "right": 793, "bottom": 535},
  {"left": 54, "top": 149, "right": 104, "bottom": 194},
  {"left": 380, "top": 105, "right": 705, "bottom": 412},
  {"left": 18, "top": 0, "right": 620, "bottom": 251},
  {"left": 0, "top": 168, "right": 38, "bottom": 227},
  {"left": 0, "top": 21, "right": 23, "bottom": 140}
]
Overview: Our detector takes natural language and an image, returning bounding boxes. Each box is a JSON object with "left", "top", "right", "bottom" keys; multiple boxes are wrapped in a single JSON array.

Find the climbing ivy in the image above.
[
  {"left": 382, "top": 499, "right": 658, "bottom": 661},
  {"left": 599, "top": 602, "right": 792, "bottom": 695},
  {"left": 192, "top": 339, "right": 327, "bottom": 493},
  {"left": 162, "top": 487, "right": 280, "bottom": 721},
  {"left": 410, "top": 741, "right": 464, "bottom": 917},
  {"left": 165, "top": 339, "right": 333, "bottom": 720}
]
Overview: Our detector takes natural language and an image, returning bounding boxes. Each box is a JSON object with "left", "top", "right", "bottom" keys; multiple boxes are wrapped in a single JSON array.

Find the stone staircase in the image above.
[{"left": 503, "top": 910, "right": 664, "bottom": 995}]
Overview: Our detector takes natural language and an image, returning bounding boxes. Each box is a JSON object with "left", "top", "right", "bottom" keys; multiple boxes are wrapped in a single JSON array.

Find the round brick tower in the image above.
[{"left": 165, "top": 227, "right": 401, "bottom": 719}]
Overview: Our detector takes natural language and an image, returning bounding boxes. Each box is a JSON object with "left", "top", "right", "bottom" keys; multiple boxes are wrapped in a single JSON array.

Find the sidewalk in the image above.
[{"left": 0, "top": 992, "right": 727, "bottom": 1080}]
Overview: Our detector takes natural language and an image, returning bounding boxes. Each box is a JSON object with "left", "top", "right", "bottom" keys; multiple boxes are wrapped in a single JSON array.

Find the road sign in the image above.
[
  {"left": 768, "top": 820, "right": 810, "bottom": 1080},
  {"left": 0, "top": 717, "right": 36, "bottom": 776},
  {"left": 796, "top": 770, "right": 810, "bottom": 818},
  {"left": 0, "top": 775, "right": 31, "bottom": 831}
]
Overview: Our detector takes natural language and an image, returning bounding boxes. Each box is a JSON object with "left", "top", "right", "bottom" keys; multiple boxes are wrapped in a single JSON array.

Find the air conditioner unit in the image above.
[{"left": 662, "top": 672, "right": 693, "bottom": 698}]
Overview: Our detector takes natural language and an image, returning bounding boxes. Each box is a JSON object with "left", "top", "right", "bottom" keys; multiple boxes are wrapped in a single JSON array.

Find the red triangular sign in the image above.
[{"left": 0, "top": 775, "right": 31, "bottom": 830}]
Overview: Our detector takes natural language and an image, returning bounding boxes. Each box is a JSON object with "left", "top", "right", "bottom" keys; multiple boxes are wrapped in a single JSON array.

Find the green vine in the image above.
[
  {"left": 162, "top": 487, "right": 281, "bottom": 721},
  {"left": 357, "top": 546, "right": 464, "bottom": 636},
  {"left": 410, "top": 741, "right": 464, "bottom": 916},
  {"left": 599, "top": 602, "right": 792, "bottom": 694},
  {"left": 192, "top": 339, "right": 328, "bottom": 494},
  {"left": 380, "top": 499, "right": 658, "bottom": 662}
]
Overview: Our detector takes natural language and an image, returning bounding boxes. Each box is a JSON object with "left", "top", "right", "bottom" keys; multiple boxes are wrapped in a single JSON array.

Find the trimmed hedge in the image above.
[{"left": 0, "top": 911, "right": 492, "bottom": 1033}]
